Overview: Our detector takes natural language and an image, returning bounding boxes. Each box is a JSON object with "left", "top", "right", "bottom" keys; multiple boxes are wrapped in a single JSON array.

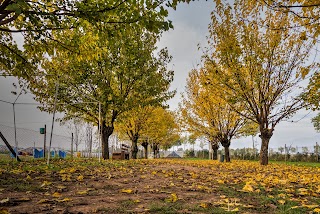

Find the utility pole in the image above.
[
  {"left": 44, "top": 125, "right": 46, "bottom": 160},
  {"left": 47, "top": 81, "right": 59, "bottom": 165},
  {"left": 71, "top": 133, "right": 74, "bottom": 159},
  {"left": 316, "top": 142, "right": 319, "bottom": 162}
]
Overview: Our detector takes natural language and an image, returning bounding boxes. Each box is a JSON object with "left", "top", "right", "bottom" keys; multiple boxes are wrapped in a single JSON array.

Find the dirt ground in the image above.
[{"left": 0, "top": 159, "right": 318, "bottom": 213}]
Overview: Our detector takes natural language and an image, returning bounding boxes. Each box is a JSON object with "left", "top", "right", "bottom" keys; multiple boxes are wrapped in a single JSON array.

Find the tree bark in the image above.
[
  {"left": 259, "top": 128, "right": 273, "bottom": 165},
  {"left": 212, "top": 143, "right": 219, "bottom": 160},
  {"left": 221, "top": 139, "right": 231, "bottom": 162},
  {"left": 141, "top": 141, "right": 148, "bottom": 159},
  {"left": 224, "top": 145, "right": 230, "bottom": 162},
  {"left": 131, "top": 134, "right": 139, "bottom": 159},
  {"left": 152, "top": 143, "right": 158, "bottom": 159},
  {"left": 101, "top": 123, "right": 114, "bottom": 160}
]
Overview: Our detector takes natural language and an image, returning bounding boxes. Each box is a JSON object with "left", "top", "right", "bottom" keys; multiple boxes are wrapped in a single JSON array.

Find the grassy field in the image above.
[{"left": 0, "top": 158, "right": 319, "bottom": 213}]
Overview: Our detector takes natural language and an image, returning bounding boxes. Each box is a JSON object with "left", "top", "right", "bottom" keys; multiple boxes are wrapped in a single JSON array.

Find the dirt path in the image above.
[{"left": 1, "top": 159, "right": 314, "bottom": 213}]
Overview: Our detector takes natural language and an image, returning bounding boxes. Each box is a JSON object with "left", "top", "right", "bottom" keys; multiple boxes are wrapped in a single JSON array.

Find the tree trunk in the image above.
[
  {"left": 212, "top": 144, "right": 219, "bottom": 160},
  {"left": 101, "top": 123, "right": 114, "bottom": 160},
  {"left": 259, "top": 128, "right": 273, "bottom": 165},
  {"left": 131, "top": 134, "right": 139, "bottom": 159},
  {"left": 221, "top": 139, "right": 231, "bottom": 162},
  {"left": 152, "top": 143, "right": 158, "bottom": 159},
  {"left": 224, "top": 146, "right": 230, "bottom": 162},
  {"left": 141, "top": 141, "right": 148, "bottom": 159}
]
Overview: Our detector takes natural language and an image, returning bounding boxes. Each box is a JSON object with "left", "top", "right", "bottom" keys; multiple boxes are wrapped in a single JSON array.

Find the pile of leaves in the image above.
[{"left": 0, "top": 159, "right": 319, "bottom": 213}]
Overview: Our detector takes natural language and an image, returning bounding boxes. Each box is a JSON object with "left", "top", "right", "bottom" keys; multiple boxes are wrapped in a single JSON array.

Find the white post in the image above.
[
  {"left": 71, "top": 133, "right": 74, "bottom": 159},
  {"left": 98, "top": 102, "right": 101, "bottom": 162},
  {"left": 13, "top": 103, "right": 18, "bottom": 161}
]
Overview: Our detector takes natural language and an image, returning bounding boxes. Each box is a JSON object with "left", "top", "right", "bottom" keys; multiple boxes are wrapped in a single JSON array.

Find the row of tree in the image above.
[
  {"left": 1, "top": 0, "right": 190, "bottom": 160},
  {"left": 178, "top": 0, "right": 320, "bottom": 165},
  {"left": 2, "top": 0, "right": 320, "bottom": 165}
]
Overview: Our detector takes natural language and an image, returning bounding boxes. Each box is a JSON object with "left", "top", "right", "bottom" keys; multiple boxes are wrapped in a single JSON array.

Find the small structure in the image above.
[
  {"left": 58, "top": 150, "right": 67, "bottom": 158},
  {"left": 166, "top": 151, "right": 182, "bottom": 158},
  {"left": 112, "top": 144, "right": 130, "bottom": 160},
  {"left": 33, "top": 148, "right": 44, "bottom": 158}
]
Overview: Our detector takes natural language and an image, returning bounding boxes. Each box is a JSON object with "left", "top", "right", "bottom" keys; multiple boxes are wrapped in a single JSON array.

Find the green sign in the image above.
[{"left": 40, "top": 128, "right": 45, "bottom": 134}]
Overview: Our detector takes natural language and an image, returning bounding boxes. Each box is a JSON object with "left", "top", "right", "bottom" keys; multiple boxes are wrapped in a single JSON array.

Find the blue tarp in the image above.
[
  {"left": 33, "top": 148, "right": 44, "bottom": 158},
  {"left": 10, "top": 147, "right": 18, "bottom": 158},
  {"left": 59, "top": 150, "right": 66, "bottom": 158},
  {"left": 51, "top": 150, "right": 55, "bottom": 157}
]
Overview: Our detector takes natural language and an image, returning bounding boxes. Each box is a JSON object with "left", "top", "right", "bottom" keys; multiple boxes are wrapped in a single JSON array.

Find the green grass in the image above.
[{"left": 269, "top": 160, "right": 320, "bottom": 167}]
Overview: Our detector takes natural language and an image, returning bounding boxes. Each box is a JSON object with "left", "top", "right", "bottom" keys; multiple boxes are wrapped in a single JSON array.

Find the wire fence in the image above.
[{"left": 0, "top": 124, "right": 72, "bottom": 155}]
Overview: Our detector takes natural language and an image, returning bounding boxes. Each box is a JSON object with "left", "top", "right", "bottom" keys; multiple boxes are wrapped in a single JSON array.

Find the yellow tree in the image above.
[
  {"left": 204, "top": 1, "right": 317, "bottom": 165},
  {"left": 241, "top": 0, "right": 320, "bottom": 38},
  {"left": 115, "top": 105, "right": 155, "bottom": 159},
  {"left": 144, "top": 107, "right": 180, "bottom": 158},
  {"left": 179, "top": 69, "right": 251, "bottom": 162}
]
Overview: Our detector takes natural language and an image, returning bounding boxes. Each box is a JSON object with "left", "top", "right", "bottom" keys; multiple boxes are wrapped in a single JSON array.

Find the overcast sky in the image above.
[{"left": 0, "top": 1, "right": 319, "bottom": 151}]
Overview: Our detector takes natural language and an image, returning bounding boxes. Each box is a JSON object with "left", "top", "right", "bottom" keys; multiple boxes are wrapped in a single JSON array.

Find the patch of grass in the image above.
[
  {"left": 269, "top": 160, "right": 320, "bottom": 167},
  {"left": 149, "top": 201, "right": 184, "bottom": 214},
  {"left": 96, "top": 207, "right": 127, "bottom": 214},
  {"left": 119, "top": 199, "right": 136, "bottom": 209},
  {"left": 0, "top": 178, "right": 42, "bottom": 192},
  {"left": 189, "top": 205, "right": 230, "bottom": 213}
]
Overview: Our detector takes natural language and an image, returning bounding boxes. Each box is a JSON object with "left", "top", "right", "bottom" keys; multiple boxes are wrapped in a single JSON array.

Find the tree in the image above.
[
  {"left": 0, "top": 0, "right": 194, "bottom": 78},
  {"left": 115, "top": 105, "right": 155, "bottom": 159},
  {"left": 144, "top": 107, "right": 180, "bottom": 158},
  {"left": 203, "top": 1, "right": 317, "bottom": 165},
  {"left": 278, "top": 147, "right": 284, "bottom": 154},
  {"left": 85, "top": 123, "right": 93, "bottom": 156},
  {"left": 29, "top": 21, "right": 174, "bottom": 159},
  {"left": 302, "top": 146, "right": 309, "bottom": 155},
  {"left": 241, "top": 0, "right": 320, "bottom": 38},
  {"left": 179, "top": 68, "right": 253, "bottom": 162}
]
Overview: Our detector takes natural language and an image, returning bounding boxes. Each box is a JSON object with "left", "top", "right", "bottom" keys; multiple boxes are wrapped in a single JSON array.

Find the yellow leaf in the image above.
[
  {"left": 199, "top": 202, "right": 210, "bottom": 208},
  {"left": 121, "top": 189, "right": 133, "bottom": 194},
  {"left": 40, "top": 181, "right": 52, "bottom": 187},
  {"left": 165, "top": 193, "right": 178, "bottom": 203},
  {"left": 77, "top": 175, "right": 84, "bottom": 181},
  {"left": 77, "top": 190, "right": 88, "bottom": 195},
  {"left": 314, "top": 208, "right": 320, "bottom": 213},
  {"left": 56, "top": 198, "right": 72, "bottom": 203},
  {"left": 217, "top": 179, "right": 225, "bottom": 184},
  {"left": 37, "top": 199, "right": 50, "bottom": 204},
  {"left": 278, "top": 200, "right": 286, "bottom": 205},
  {"left": 133, "top": 199, "right": 140, "bottom": 203},
  {"left": 302, "top": 204, "right": 319, "bottom": 209},
  {"left": 61, "top": 174, "right": 71, "bottom": 182},
  {"left": 59, "top": 169, "right": 66, "bottom": 174},
  {"left": 277, "top": 193, "right": 286, "bottom": 198},
  {"left": 231, "top": 208, "right": 239, "bottom": 212},
  {"left": 52, "top": 192, "right": 62, "bottom": 198},
  {"left": 242, "top": 182, "right": 254, "bottom": 192},
  {"left": 69, "top": 168, "right": 76, "bottom": 173}
]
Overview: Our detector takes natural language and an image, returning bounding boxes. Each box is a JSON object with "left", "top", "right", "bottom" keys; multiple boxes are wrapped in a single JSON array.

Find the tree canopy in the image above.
[
  {"left": 202, "top": 1, "right": 317, "bottom": 165},
  {"left": 28, "top": 19, "right": 174, "bottom": 159},
  {"left": 0, "top": 0, "right": 195, "bottom": 78},
  {"left": 179, "top": 68, "right": 255, "bottom": 162}
]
